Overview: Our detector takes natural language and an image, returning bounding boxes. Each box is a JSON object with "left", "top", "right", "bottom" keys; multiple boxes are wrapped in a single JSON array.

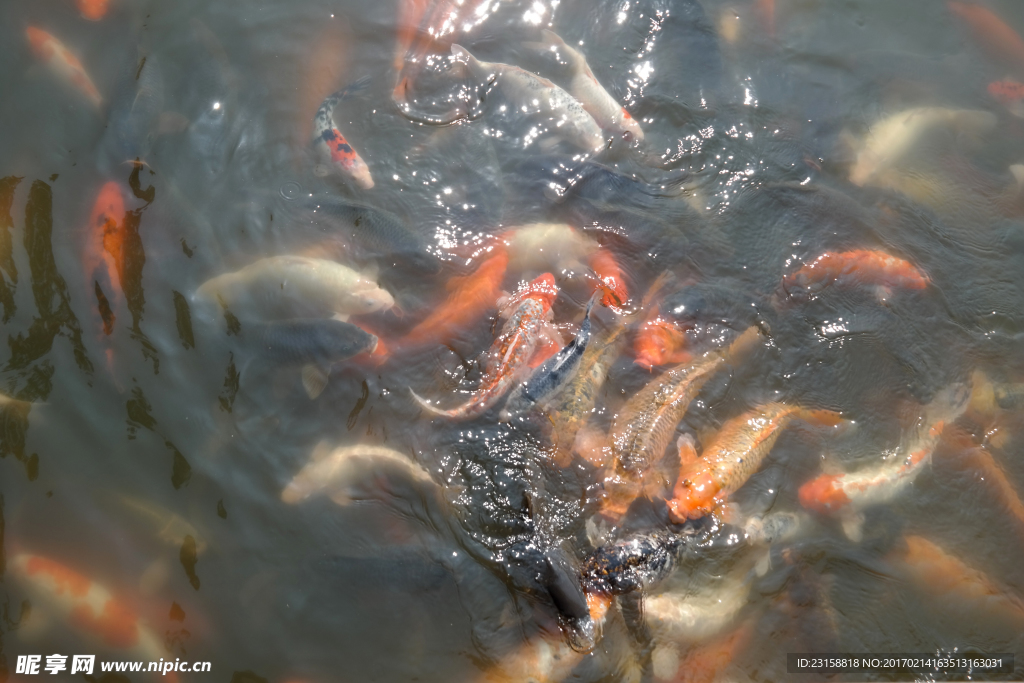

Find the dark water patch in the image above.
[
  {"left": 219, "top": 353, "right": 239, "bottom": 412},
  {"left": 169, "top": 442, "right": 192, "bottom": 489},
  {"left": 94, "top": 281, "right": 115, "bottom": 336},
  {"left": 217, "top": 499, "right": 227, "bottom": 518},
  {"left": 180, "top": 534, "right": 201, "bottom": 590},
  {"left": 346, "top": 379, "right": 369, "bottom": 430},
  {"left": 173, "top": 290, "right": 195, "bottom": 349},
  {"left": 126, "top": 384, "right": 158, "bottom": 438}
]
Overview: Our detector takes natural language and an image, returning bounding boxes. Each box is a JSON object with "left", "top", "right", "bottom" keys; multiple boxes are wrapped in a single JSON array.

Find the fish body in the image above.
[
  {"left": 281, "top": 441, "right": 436, "bottom": 506},
  {"left": 412, "top": 273, "right": 559, "bottom": 419},
  {"left": 11, "top": 554, "right": 167, "bottom": 662},
  {"left": 452, "top": 44, "right": 606, "bottom": 153},
  {"left": 603, "top": 327, "right": 762, "bottom": 515},
  {"left": 799, "top": 383, "right": 968, "bottom": 538},
  {"left": 848, "top": 106, "right": 996, "bottom": 186},
  {"left": 83, "top": 181, "right": 126, "bottom": 317},
  {"left": 581, "top": 530, "right": 690, "bottom": 595},
  {"left": 781, "top": 249, "right": 929, "bottom": 301},
  {"left": 528, "top": 29, "right": 644, "bottom": 142},
  {"left": 646, "top": 573, "right": 751, "bottom": 643},
  {"left": 501, "top": 292, "right": 598, "bottom": 420},
  {"left": 111, "top": 494, "right": 206, "bottom": 553},
  {"left": 949, "top": 1, "right": 1024, "bottom": 75},
  {"left": 301, "top": 197, "right": 439, "bottom": 273},
  {"left": 403, "top": 249, "right": 509, "bottom": 345},
  {"left": 667, "top": 404, "right": 845, "bottom": 522},
  {"left": 989, "top": 78, "right": 1024, "bottom": 103},
  {"left": 312, "top": 77, "right": 374, "bottom": 189},
  {"left": 890, "top": 535, "right": 1024, "bottom": 625},
  {"left": 76, "top": 0, "right": 111, "bottom": 20},
  {"left": 26, "top": 27, "right": 103, "bottom": 108},
  {"left": 503, "top": 222, "right": 597, "bottom": 273},
  {"left": 245, "top": 319, "right": 378, "bottom": 398},
  {"left": 194, "top": 255, "right": 394, "bottom": 320}
]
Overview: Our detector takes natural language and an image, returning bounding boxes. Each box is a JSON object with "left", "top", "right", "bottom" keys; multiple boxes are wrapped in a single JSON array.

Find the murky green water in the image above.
[{"left": 2, "top": 0, "right": 1024, "bottom": 681}]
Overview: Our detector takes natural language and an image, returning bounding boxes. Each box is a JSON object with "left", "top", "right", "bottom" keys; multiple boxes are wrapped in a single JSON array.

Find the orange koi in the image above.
[
  {"left": 755, "top": 0, "right": 776, "bottom": 40},
  {"left": 988, "top": 78, "right": 1024, "bottom": 103},
  {"left": 82, "top": 181, "right": 126, "bottom": 336},
  {"left": 403, "top": 249, "right": 509, "bottom": 346},
  {"left": 661, "top": 620, "right": 754, "bottom": 683},
  {"left": 780, "top": 249, "right": 929, "bottom": 301},
  {"left": 889, "top": 535, "right": 1024, "bottom": 625},
  {"left": 633, "top": 311, "right": 692, "bottom": 370},
  {"left": 949, "top": 1, "right": 1024, "bottom": 75},
  {"left": 948, "top": 443, "right": 1024, "bottom": 533},
  {"left": 588, "top": 246, "right": 628, "bottom": 307},
  {"left": 75, "top": 0, "right": 111, "bottom": 21},
  {"left": 25, "top": 27, "right": 102, "bottom": 108},
  {"left": 12, "top": 554, "right": 170, "bottom": 664},
  {"left": 667, "top": 404, "right": 845, "bottom": 522},
  {"left": 412, "top": 273, "right": 559, "bottom": 419}
]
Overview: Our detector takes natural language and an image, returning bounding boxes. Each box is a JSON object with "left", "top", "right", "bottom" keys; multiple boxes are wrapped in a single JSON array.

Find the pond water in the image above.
[{"left": 2, "top": 0, "right": 1024, "bottom": 681}]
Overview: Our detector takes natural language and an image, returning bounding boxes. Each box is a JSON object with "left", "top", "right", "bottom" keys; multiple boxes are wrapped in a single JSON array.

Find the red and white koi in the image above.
[
  {"left": 312, "top": 77, "right": 373, "bottom": 189},
  {"left": 799, "top": 383, "right": 969, "bottom": 540},
  {"left": 524, "top": 29, "right": 644, "bottom": 143},
  {"left": 412, "top": 273, "right": 559, "bottom": 419},
  {"left": 12, "top": 554, "right": 169, "bottom": 668},
  {"left": 780, "top": 249, "right": 929, "bottom": 302},
  {"left": 25, "top": 27, "right": 103, "bottom": 108}
]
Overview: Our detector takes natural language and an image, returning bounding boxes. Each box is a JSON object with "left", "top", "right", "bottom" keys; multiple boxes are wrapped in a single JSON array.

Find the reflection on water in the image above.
[{"left": 2, "top": 0, "right": 1024, "bottom": 681}]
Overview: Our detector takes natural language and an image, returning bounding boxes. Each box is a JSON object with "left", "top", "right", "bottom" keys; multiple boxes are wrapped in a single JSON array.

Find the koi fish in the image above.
[
  {"left": 194, "top": 255, "right": 395, "bottom": 321},
  {"left": 244, "top": 319, "right": 378, "bottom": 399},
  {"left": 25, "top": 27, "right": 103, "bottom": 108},
  {"left": 588, "top": 247, "right": 628, "bottom": 307},
  {"left": 646, "top": 569, "right": 752, "bottom": 644},
  {"left": 799, "top": 383, "right": 969, "bottom": 541},
  {"left": 11, "top": 554, "right": 168, "bottom": 663},
  {"left": 501, "top": 291, "right": 599, "bottom": 421},
  {"left": 282, "top": 440, "right": 439, "bottom": 507},
  {"left": 889, "top": 535, "right": 1024, "bottom": 626},
  {"left": 107, "top": 494, "right": 206, "bottom": 554},
  {"left": 411, "top": 273, "right": 559, "bottom": 419},
  {"left": 602, "top": 327, "right": 763, "bottom": 518},
  {"left": 947, "top": 444, "right": 1024, "bottom": 534},
  {"left": 83, "top": 181, "right": 126, "bottom": 332},
  {"left": 312, "top": 76, "right": 373, "bottom": 189},
  {"left": 581, "top": 529, "right": 692, "bottom": 595},
  {"left": 652, "top": 619, "right": 754, "bottom": 683},
  {"left": 780, "top": 249, "right": 929, "bottom": 302},
  {"left": 847, "top": 106, "right": 996, "bottom": 186},
  {"left": 402, "top": 249, "right": 509, "bottom": 346},
  {"left": 75, "top": 0, "right": 111, "bottom": 20},
  {"left": 667, "top": 403, "right": 846, "bottom": 522},
  {"left": 949, "top": 1, "right": 1024, "bottom": 75},
  {"left": 988, "top": 78, "right": 1024, "bottom": 103},
  {"left": 451, "top": 44, "right": 606, "bottom": 153},
  {"left": 634, "top": 312, "right": 691, "bottom": 370},
  {"left": 524, "top": 29, "right": 644, "bottom": 142}
]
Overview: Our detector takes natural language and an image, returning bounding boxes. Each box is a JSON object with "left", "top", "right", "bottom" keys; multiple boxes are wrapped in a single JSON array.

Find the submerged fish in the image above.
[
  {"left": 412, "top": 273, "right": 559, "bottom": 419},
  {"left": 452, "top": 44, "right": 606, "bottom": 153},
  {"left": 83, "top": 181, "right": 126, "bottom": 326},
  {"left": 779, "top": 249, "right": 929, "bottom": 302},
  {"left": 403, "top": 249, "right": 509, "bottom": 346},
  {"left": 602, "top": 327, "right": 763, "bottom": 517},
  {"left": 646, "top": 568, "right": 753, "bottom": 644},
  {"left": 108, "top": 494, "right": 206, "bottom": 554},
  {"left": 281, "top": 441, "right": 438, "bottom": 507},
  {"left": 312, "top": 76, "right": 374, "bottom": 189},
  {"left": 194, "top": 255, "right": 395, "bottom": 321},
  {"left": 75, "top": 0, "right": 111, "bottom": 20},
  {"left": 501, "top": 291, "right": 599, "bottom": 421},
  {"left": 524, "top": 29, "right": 644, "bottom": 143},
  {"left": 300, "top": 196, "right": 439, "bottom": 273},
  {"left": 949, "top": 1, "right": 1024, "bottom": 75},
  {"left": 889, "top": 535, "right": 1024, "bottom": 626},
  {"left": 667, "top": 403, "right": 845, "bottom": 522},
  {"left": 847, "top": 106, "right": 996, "bottom": 186},
  {"left": 11, "top": 554, "right": 167, "bottom": 662},
  {"left": 799, "top": 383, "right": 969, "bottom": 540},
  {"left": 244, "top": 319, "right": 378, "bottom": 399},
  {"left": 582, "top": 529, "right": 692, "bottom": 595},
  {"left": 25, "top": 27, "right": 103, "bottom": 108}
]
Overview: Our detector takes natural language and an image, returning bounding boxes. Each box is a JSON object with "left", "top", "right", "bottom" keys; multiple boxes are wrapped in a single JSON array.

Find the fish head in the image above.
[
  {"left": 25, "top": 27, "right": 54, "bottom": 59},
  {"left": 318, "top": 128, "right": 374, "bottom": 189},
  {"left": 667, "top": 471, "right": 718, "bottom": 522},
  {"left": 528, "top": 273, "right": 559, "bottom": 310},
  {"left": 797, "top": 473, "right": 849, "bottom": 513},
  {"left": 634, "top": 317, "right": 689, "bottom": 370},
  {"left": 347, "top": 281, "right": 395, "bottom": 314},
  {"left": 619, "top": 108, "right": 645, "bottom": 142}
]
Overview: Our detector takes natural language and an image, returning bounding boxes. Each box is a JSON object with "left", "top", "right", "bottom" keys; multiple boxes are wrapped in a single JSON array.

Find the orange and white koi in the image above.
[
  {"left": 75, "top": 0, "right": 111, "bottom": 21},
  {"left": 601, "top": 327, "right": 763, "bottom": 518},
  {"left": 312, "top": 77, "right": 373, "bottom": 189},
  {"left": 452, "top": 45, "right": 606, "bottom": 154},
  {"left": 412, "top": 273, "right": 559, "bottom": 419},
  {"left": 949, "top": 1, "right": 1024, "bottom": 75},
  {"left": 799, "top": 383, "right": 969, "bottom": 540},
  {"left": 780, "top": 249, "right": 929, "bottom": 302},
  {"left": 889, "top": 535, "right": 1024, "bottom": 626},
  {"left": 524, "top": 29, "right": 645, "bottom": 143},
  {"left": 12, "top": 554, "right": 169, "bottom": 666},
  {"left": 667, "top": 404, "right": 845, "bottom": 522},
  {"left": 402, "top": 249, "right": 509, "bottom": 346},
  {"left": 25, "top": 27, "right": 103, "bottom": 108}
]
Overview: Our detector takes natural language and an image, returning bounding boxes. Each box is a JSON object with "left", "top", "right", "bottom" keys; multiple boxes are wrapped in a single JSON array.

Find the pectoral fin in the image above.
[{"left": 301, "top": 364, "right": 330, "bottom": 399}]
